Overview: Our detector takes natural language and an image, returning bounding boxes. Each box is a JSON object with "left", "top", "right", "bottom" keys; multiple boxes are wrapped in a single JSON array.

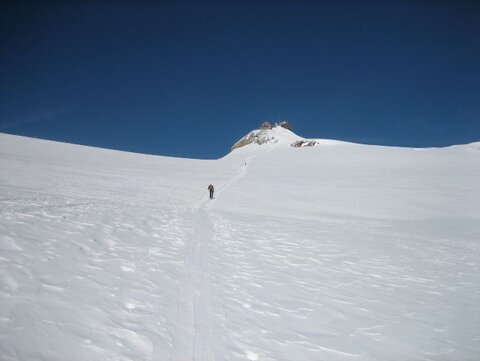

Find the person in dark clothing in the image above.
[{"left": 208, "top": 184, "right": 214, "bottom": 199}]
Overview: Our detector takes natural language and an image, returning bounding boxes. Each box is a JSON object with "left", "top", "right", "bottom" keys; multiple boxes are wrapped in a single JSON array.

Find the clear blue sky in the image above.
[{"left": 1, "top": 0, "right": 479, "bottom": 159}]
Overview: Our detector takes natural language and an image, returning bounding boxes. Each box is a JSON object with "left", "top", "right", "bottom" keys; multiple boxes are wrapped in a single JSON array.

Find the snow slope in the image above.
[{"left": 1, "top": 130, "right": 479, "bottom": 361}]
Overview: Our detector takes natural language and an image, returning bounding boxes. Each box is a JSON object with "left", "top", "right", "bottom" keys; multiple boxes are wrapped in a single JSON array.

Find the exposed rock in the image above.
[
  {"left": 260, "top": 121, "right": 273, "bottom": 130},
  {"left": 231, "top": 121, "right": 296, "bottom": 151},
  {"left": 291, "top": 140, "right": 319, "bottom": 148},
  {"left": 231, "top": 129, "right": 277, "bottom": 150},
  {"left": 279, "top": 121, "right": 292, "bottom": 130}
]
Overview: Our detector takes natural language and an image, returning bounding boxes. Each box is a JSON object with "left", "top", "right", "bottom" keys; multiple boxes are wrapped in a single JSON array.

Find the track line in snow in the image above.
[
  {"left": 172, "top": 207, "right": 216, "bottom": 360},
  {"left": 190, "top": 156, "right": 253, "bottom": 210},
  {"left": 208, "top": 156, "right": 253, "bottom": 203},
  {"left": 191, "top": 209, "right": 215, "bottom": 360},
  {"left": 173, "top": 155, "right": 261, "bottom": 359}
]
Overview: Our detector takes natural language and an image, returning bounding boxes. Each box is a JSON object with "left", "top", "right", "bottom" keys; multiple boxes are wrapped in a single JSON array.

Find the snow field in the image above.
[{"left": 1, "top": 132, "right": 480, "bottom": 360}]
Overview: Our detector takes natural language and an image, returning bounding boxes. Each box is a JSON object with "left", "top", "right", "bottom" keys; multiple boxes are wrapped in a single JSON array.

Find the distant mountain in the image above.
[
  {"left": 231, "top": 123, "right": 300, "bottom": 150},
  {"left": 232, "top": 122, "right": 358, "bottom": 150}
]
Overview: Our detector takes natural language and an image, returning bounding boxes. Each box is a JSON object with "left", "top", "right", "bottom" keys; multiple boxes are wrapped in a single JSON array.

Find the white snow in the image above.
[{"left": 1, "top": 130, "right": 479, "bottom": 361}]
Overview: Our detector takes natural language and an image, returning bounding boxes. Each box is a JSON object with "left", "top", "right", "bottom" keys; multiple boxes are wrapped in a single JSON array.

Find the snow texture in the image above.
[{"left": 1, "top": 129, "right": 480, "bottom": 361}]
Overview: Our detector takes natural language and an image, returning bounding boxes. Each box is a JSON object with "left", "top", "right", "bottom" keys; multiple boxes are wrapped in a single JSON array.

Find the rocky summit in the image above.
[{"left": 232, "top": 122, "right": 322, "bottom": 150}]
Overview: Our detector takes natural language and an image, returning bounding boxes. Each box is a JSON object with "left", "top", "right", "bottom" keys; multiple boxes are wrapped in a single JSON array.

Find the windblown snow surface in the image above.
[{"left": 1, "top": 129, "right": 479, "bottom": 361}]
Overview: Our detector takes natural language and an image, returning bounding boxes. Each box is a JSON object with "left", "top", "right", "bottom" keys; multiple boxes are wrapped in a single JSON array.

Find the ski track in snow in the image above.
[
  {"left": 1, "top": 133, "right": 480, "bottom": 361},
  {"left": 213, "top": 160, "right": 248, "bottom": 199},
  {"left": 0, "top": 140, "right": 261, "bottom": 361},
  {"left": 174, "top": 155, "right": 254, "bottom": 360}
]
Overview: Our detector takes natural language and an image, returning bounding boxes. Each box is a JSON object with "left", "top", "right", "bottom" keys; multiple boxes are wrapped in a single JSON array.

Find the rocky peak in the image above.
[
  {"left": 231, "top": 128, "right": 277, "bottom": 151},
  {"left": 259, "top": 121, "right": 273, "bottom": 130},
  {"left": 231, "top": 121, "right": 297, "bottom": 151},
  {"left": 278, "top": 121, "right": 292, "bottom": 130},
  {"left": 231, "top": 121, "right": 325, "bottom": 151}
]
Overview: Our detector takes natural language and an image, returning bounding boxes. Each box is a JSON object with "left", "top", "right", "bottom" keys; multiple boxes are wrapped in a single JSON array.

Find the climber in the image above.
[{"left": 208, "top": 184, "right": 214, "bottom": 199}]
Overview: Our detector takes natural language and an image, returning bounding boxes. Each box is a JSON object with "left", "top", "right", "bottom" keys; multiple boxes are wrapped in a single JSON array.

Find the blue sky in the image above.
[{"left": 1, "top": 0, "right": 479, "bottom": 159}]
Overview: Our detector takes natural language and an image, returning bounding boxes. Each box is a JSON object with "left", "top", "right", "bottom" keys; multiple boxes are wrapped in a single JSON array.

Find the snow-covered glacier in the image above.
[{"left": 1, "top": 128, "right": 479, "bottom": 361}]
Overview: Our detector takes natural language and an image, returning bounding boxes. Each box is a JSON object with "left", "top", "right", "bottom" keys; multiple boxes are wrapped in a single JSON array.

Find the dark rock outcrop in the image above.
[
  {"left": 278, "top": 121, "right": 292, "bottom": 130},
  {"left": 291, "top": 140, "right": 319, "bottom": 148}
]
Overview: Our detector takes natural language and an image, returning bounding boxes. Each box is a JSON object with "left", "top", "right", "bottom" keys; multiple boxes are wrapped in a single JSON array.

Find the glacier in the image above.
[{"left": 1, "top": 127, "right": 479, "bottom": 361}]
